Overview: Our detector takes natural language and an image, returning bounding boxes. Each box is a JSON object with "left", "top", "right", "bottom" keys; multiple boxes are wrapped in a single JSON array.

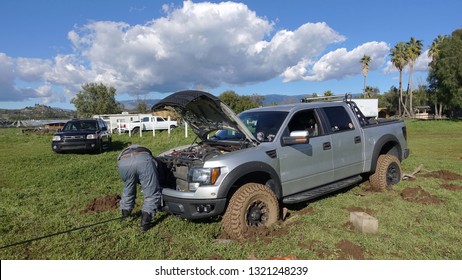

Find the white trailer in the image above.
[
  {"left": 351, "top": 99, "right": 378, "bottom": 118},
  {"left": 300, "top": 96, "right": 378, "bottom": 119},
  {"left": 93, "top": 112, "right": 151, "bottom": 133}
]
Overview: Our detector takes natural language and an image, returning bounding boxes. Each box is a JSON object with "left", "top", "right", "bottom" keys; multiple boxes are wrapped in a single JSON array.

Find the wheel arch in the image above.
[
  {"left": 217, "top": 161, "right": 282, "bottom": 200},
  {"left": 370, "top": 134, "right": 403, "bottom": 172}
]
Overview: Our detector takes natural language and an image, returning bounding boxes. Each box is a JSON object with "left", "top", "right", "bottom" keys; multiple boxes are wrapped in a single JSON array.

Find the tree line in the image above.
[{"left": 361, "top": 28, "right": 462, "bottom": 118}]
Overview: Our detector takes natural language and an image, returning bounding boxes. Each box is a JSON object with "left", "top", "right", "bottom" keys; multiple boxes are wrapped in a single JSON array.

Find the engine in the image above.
[{"left": 158, "top": 141, "right": 245, "bottom": 192}]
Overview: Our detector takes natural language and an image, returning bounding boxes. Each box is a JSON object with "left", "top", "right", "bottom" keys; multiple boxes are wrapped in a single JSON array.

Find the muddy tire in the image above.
[
  {"left": 369, "top": 154, "right": 402, "bottom": 190},
  {"left": 222, "top": 183, "right": 279, "bottom": 241}
]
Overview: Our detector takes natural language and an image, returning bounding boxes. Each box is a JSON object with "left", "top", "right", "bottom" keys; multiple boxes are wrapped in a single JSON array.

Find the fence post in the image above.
[
  {"left": 139, "top": 114, "right": 142, "bottom": 137},
  {"left": 152, "top": 116, "right": 155, "bottom": 137}
]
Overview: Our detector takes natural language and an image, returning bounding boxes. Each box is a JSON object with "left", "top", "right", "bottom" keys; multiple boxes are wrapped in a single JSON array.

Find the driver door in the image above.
[{"left": 278, "top": 109, "right": 334, "bottom": 196}]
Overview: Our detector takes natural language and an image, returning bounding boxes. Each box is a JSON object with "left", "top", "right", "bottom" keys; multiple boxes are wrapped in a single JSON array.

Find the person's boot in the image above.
[
  {"left": 121, "top": 209, "right": 131, "bottom": 220},
  {"left": 140, "top": 211, "right": 153, "bottom": 232}
]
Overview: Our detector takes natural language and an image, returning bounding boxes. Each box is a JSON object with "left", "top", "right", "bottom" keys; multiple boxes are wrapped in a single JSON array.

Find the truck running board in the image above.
[{"left": 282, "top": 175, "right": 363, "bottom": 204}]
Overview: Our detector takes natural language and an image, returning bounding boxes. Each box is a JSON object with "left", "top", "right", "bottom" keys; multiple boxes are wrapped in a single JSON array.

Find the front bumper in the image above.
[
  {"left": 162, "top": 194, "right": 227, "bottom": 220},
  {"left": 52, "top": 140, "right": 99, "bottom": 152},
  {"left": 403, "top": 148, "right": 410, "bottom": 160}
]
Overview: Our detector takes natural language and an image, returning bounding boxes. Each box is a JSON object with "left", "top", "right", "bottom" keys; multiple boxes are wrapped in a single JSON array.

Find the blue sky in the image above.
[{"left": 0, "top": 0, "right": 461, "bottom": 110}]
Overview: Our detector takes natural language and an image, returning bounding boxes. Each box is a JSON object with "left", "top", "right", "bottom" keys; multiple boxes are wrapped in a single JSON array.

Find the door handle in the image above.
[
  {"left": 354, "top": 136, "right": 361, "bottom": 144},
  {"left": 323, "top": 142, "right": 331, "bottom": 150}
]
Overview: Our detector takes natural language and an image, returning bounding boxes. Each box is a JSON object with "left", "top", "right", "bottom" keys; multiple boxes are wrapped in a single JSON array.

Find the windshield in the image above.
[
  {"left": 63, "top": 121, "right": 97, "bottom": 132},
  {"left": 212, "top": 111, "right": 288, "bottom": 142}
]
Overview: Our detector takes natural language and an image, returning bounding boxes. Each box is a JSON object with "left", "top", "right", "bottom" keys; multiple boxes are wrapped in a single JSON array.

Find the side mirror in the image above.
[{"left": 282, "top": 131, "right": 310, "bottom": 146}]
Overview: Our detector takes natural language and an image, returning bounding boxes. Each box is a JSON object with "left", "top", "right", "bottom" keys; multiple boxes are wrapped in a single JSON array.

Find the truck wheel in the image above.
[
  {"left": 222, "top": 183, "right": 279, "bottom": 241},
  {"left": 369, "top": 154, "right": 402, "bottom": 190},
  {"left": 131, "top": 127, "right": 139, "bottom": 134}
]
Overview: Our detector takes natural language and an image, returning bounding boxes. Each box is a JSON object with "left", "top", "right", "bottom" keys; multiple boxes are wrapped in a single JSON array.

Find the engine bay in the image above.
[{"left": 158, "top": 140, "right": 253, "bottom": 191}]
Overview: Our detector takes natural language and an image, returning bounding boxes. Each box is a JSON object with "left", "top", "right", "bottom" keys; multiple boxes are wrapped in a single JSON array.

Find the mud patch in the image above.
[
  {"left": 241, "top": 222, "right": 289, "bottom": 243},
  {"left": 422, "top": 170, "right": 462, "bottom": 180},
  {"left": 336, "top": 240, "right": 365, "bottom": 260},
  {"left": 400, "top": 187, "right": 442, "bottom": 205},
  {"left": 441, "top": 183, "right": 462, "bottom": 191},
  {"left": 217, "top": 206, "right": 316, "bottom": 243},
  {"left": 248, "top": 254, "right": 297, "bottom": 260},
  {"left": 81, "top": 194, "right": 121, "bottom": 214},
  {"left": 358, "top": 181, "right": 384, "bottom": 193}
]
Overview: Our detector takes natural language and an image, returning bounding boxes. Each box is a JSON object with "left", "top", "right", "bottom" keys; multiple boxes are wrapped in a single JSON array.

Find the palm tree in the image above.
[
  {"left": 428, "top": 35, "right": 447, "bottom": 118},
  {"left": 428, "top": 35, "right": 446, "bottom": 67},
  {"left": 390, "top": 42, "right": 409, "bottom": 117},
  {"left": 405, "top": 37, "right": 423, "bottom": 117},
  {"left": 360, "top": 55, "right": 371, "bottom": 97}
]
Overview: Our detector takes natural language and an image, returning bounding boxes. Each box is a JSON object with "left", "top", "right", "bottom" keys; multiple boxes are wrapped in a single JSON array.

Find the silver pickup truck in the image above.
[{"left": 153, "top": 90, "right": 409, "bottom": 240}]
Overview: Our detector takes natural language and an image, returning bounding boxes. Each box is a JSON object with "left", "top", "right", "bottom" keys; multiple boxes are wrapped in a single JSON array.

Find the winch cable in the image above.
[{"left": 0, "top": 216, "right": 123, "bottom": 250}]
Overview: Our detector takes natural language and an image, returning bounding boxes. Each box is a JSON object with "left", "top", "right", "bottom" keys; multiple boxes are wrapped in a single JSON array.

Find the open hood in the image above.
[{"left": 152, "top": 90, "right": 257, "bottom": 142}]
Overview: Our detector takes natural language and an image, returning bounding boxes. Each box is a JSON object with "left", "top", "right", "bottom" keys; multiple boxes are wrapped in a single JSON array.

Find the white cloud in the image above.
[
  {"left": 59, "top": 1, "right": 346, "bottom": 95},
  {"left": 1, "top": 0, "right": 420, "bottom": 105},
  {"left": 283, "top": 41, "right": 390, "bottom": 82},
  {"left": 15, "top": 57, "right": 53, "bottom": 82},
  {"left": 383, "top": 50, "right": 431, "bottom": 74},
  {"left": 0, "top": 53, "right": 49, "bottom": 102},
  {"left": 414, "top": 50, "right": 431, "bottom": 72}
]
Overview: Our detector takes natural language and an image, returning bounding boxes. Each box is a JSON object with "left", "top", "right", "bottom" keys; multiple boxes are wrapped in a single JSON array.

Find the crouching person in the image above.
[{"left": 117, "top": 144, "right": 161, "bottom": 232}]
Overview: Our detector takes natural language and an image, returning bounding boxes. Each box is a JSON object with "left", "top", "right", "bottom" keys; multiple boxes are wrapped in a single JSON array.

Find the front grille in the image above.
[
  {"left": 64, "top": 135, "right": 85, "bottom": 140},
  {"left": 61, "top": 145, "right": 86, "bottom": 150}
]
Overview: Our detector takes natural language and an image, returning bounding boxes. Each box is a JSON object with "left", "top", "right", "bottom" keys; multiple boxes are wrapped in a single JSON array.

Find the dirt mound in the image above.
[
  {"left": 248, "top": 254, "right": 297, "bottom": 260},
  {"left": 336, "top": 240, "right": 365, "bottom": 260},
  {"left": 358, "top": 180, "right": 384, "bottom": 193},
  {"left": 422, "top": 170, "right": 462, "bottom": 180},
  {"left": 400, "top": 187, "right": 442, "bottom": 205},
  {"left": 242, "top": 222, "right": 290, "bottom": 243},
  {"left": 81, "top": 194, "right": 121, "bottom": 214},
  {"left": 441, "top": 183, "right": 462, "bottom": 191}
]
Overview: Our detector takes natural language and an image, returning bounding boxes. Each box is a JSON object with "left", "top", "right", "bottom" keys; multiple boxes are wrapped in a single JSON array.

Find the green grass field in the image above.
[{"left": 0, "top": 120, "right": 461, "bottom": 259}]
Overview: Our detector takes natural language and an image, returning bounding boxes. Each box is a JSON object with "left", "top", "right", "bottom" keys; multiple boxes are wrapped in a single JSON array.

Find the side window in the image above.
[
  {"left": 98, "top": 120, "right": 106, "bottom": 130},
  {"left": 157, "top": 117, "right": 164, "bottom": 122},
  {"left": 324, "top": 106, "right": 354, "bottom": 133},
  {"left": 287, "top": 110, "right": 320, "bottom": 137}
]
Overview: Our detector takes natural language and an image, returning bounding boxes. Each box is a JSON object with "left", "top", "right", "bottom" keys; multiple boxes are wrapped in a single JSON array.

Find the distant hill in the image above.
[
  {"left": 0, "top": 93, "right": 327, "bottom": 120},
  {"left": 0, "top": 104, "right": 77, "bottom": 120}
]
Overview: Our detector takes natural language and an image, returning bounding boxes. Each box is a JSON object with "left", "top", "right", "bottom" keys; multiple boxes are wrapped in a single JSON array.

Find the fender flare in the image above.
[
  {"left": 217, "top": 161, "right": 282, "bottom": 199},
  {"left": 370, "top": 134, "right": 402, "bottom": 172}
]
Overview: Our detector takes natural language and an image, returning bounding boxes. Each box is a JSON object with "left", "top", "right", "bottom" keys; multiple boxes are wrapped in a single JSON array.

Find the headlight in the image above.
[
  {"left": 52, "top": 135, "right": 61, "bottom": 141},
  {"left": 86, "top": 134, "right": 97, "bottom": 139},
  {"left": 188, "top": 167, "right": 221, "bottom": 190}
]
